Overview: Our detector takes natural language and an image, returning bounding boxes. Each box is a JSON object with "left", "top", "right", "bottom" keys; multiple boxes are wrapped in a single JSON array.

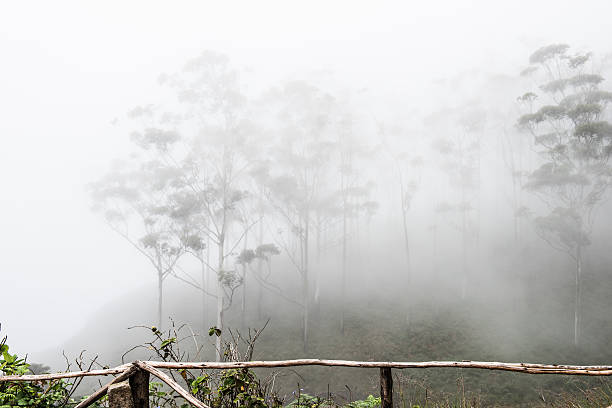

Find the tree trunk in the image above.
[
  {"left": 257, "top": 189, "right": 265, "bottom": 320},
  {"left": 302, "top": 272, "right": 309, "bottom": 352},
  {"left": 399, "top": 176, "right": 412, "bottom": 325},
  {"left": 157, "top": 249, "right": 163, "bottom": 329},
  {"left": 157, "top": 274, "right": 163, "bottom": 330},
  {"left": 461, "top": 201, "right": 468, "bottom": 300},
  {"left": 341, "top": 195, "right": 347, "bottom": 335},
  {"left": 512, "top": 175, "right": 519, "bottom": 245},
  {"left": 201, "top": 249, "right": 207, "bottom": 337},
  {"left": 314, "top": 216, "right": 321, "bottom": 309},
  {"left": 401, "top": 208, "right": 411, "bottom": 280},
  {"left": 401, "top": 205, "right": 411, "bottom": 326},
  {"left": 241, "top": 231, "right": 248, "bottom": 330},
  {"left": 257, "top": 266, "right": 263, "bottom": 320},
  {"left": 574, "top": 245, "right": 582, "bottom": 347},
  {"left": 216, "top": 234, "right": 225, "bottom": 362},
  {"left": 216, "top": 281, "right": 224, "bottom": 361},
  {"left": 303, "top": 214, "right": 310, "bottom": 352}
]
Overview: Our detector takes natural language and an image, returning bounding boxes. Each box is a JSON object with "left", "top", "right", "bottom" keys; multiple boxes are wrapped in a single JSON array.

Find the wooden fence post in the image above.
[
  {"left": 108, "top": 380, "right": 134, "bottom": 408},
  {"left": 380, "top": 367, "right": 393, "bottom": 408},
  {"left": 129, "top": 368, "right": 149, "bottom": 408}
]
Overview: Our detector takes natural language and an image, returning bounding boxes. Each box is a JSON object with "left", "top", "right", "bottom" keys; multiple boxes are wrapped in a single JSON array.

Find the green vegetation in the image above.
[
  {"left": 3, "top": 316, "right": 612, "bottom": 407},
  {"left": 0, "top": 334, "right": 106, "bottom": 408},
  {"left": 0, "top": 338, "right": 68, "bottom": 407},
  {"left": 284, "top": 393, "right": 381, "bottom": 407}
]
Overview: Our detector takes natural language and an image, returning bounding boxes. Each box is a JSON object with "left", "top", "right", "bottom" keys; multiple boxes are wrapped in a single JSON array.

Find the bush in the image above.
[{"left": 0, "top": 335, "right": 71, "bottom": 407}]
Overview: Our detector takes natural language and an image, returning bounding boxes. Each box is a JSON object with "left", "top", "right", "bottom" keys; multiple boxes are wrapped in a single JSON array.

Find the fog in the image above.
[{"left": 2, "top": 1, "right": 612, "bottom": 404}]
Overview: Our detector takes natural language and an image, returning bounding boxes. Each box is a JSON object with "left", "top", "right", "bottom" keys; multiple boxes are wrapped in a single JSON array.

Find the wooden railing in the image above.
[{"left": 3, "top": 359, "right": 612, "bottom": 408}]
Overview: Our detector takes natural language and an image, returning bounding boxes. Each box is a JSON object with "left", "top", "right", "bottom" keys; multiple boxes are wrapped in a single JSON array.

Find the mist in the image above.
[{"left": 3, "top": 1, "right": 612, "bottom": 405}]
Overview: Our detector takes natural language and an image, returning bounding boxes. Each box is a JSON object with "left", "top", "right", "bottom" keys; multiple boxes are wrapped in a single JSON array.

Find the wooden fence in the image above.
[{"left": 3, "top": 359, "right": 612, "bottom": 408}]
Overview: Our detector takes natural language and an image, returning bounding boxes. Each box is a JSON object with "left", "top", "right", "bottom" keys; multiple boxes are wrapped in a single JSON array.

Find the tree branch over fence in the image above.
[{"left": 134, "top": 361, "right": 210, "bottom": 408}]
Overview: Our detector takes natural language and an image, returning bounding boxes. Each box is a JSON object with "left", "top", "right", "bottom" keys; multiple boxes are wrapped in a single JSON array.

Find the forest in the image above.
[{"left": 3, "top": 2, "right": 612, "bottom": 407}]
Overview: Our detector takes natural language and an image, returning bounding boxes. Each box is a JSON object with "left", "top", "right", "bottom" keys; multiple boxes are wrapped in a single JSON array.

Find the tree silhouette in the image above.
[
  {"left": 158, "top": 51, "right": 257, "bottom": 360},
  {"left": 518, "top": 44, "right": 612, "bottom": 345},
  {"left": 90, "top": 158, "right": 199, "bottom": 327},
  {"left": 258, "top": 80, "right": 337, "bottom": 350}
]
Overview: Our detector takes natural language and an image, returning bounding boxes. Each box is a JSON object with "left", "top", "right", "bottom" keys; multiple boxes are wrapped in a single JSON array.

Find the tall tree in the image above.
[
  {"left": 90, "top": 157, "right": 198, "bottom": 328},
  {"left": 395, "top": 152, "right": 423, "bottom": 323},
  {"left": 518, "top": 44, "right": 612, "bottom": 346},
  {"left": 429, "top": 108, "right": 483, "bottom": 299},
  {"left": 376, "top": 121, "right": 425, "bottom": 320},
  {"left": 336, "top": 114, "right": 378, "bottom": 334},
  {"left": 259, "top": 80, "right": 337, "bottom": 350},
  {"left": 160, "top": 51, "right": 257, "bottom": 359},
  {"left": 106, "top": 51, "right": 254, "bottom": 359}
]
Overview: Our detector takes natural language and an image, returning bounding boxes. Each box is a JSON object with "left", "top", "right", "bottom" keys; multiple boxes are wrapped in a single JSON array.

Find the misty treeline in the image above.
[{"left": 89, "top": 43, "right": 612, "bottom": 359}]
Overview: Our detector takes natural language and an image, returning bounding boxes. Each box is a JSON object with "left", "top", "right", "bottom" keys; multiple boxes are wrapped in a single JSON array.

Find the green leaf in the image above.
[
  {"left": 208, "top": 327, "right": 222, "bottom": 337},
  {"left": 160, "top": 337, "right": 176, "bottom": 349}
]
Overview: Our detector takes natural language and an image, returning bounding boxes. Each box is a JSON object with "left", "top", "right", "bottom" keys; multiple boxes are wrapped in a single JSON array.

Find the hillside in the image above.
[{"left": 30, "top": 278, "right": 612, "bottom": 407}]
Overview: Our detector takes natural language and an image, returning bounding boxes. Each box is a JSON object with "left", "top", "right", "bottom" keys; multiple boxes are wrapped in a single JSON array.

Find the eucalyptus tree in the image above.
[
  {"left": 90, "top": 156, "right": 201, "bottom": 328},
  {"left": 336, "top": 114, "right": 378, "bottom": 334},
  {"left": 517, "top": 44, "right": 612, "bottom": 346},
  {"left": 311, "top": 191, "right": 341, "bottom": 310},
  {"left": 119, "top": 101, "right": 222, "bottom": 342},
  {"left": 376, "top": 120, "right": 424, "bottom": 323},
  {"left": 390, "top": 148, "right": 423, "bottom": 273},
  {"left": 248, "top": 161, "right": 279, "bottom": 320},
  {"left": 489, "top": 76, "right": 535, "bottom": 246},
  {"left": 394, "top": 152, "right": 423, "bottom": 323},
  {"left": 106, "top": 51, "right": 255, "bottom": 359},
  {"left": 157, "top": 51, "right": 260, "bottom": 359},
  {"left": 500, "top": 123, "right": 531, "bottom": 244},
  {"left": 258, "top": 80, "right": 337, "bottom": 350},
  {"left": 236, "top": 243, "right": 282, "bottom": 322},
  {"left": 234, "top": 201, "right": 279, "bottom": 327},
  {"left": 428, "top": 107, "right": 483, "bottom": 300}
]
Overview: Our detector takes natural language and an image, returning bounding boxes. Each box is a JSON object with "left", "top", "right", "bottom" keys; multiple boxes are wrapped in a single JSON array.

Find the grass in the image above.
[
  {"left": 214, "top": 295, "right": 612, "bottom": 407},
  {"left": 44, "top": 273, "right": 612, "bottom": 407}
]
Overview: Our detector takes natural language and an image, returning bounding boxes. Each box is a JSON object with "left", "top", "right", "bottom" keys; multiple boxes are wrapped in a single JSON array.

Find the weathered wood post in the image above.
[
  {"left": 129, "top": 368, "right": 149, "bottom": 408},
  {"left": 108, "top": 380, "right": 135, "bottom": 408},
  {"left": 380, "top": 367, "right": 393, "bottom": 408}
]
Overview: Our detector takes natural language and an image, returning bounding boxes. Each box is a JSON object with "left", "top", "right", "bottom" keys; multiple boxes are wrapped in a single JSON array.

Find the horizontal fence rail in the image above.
[
  {"left": 5, "top": 359, "right": 612, "bottom": 382},
  {"left": 3, "top": 359, "right": 612, "bottom": 408},
  {"left": 143, "top": 359, "right": 612, "bottom": 375}
]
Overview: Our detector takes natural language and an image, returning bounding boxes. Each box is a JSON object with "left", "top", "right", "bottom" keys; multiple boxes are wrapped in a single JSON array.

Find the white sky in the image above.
[{"left": 1, "top": 0, "right": 611, "bottom": 355}]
